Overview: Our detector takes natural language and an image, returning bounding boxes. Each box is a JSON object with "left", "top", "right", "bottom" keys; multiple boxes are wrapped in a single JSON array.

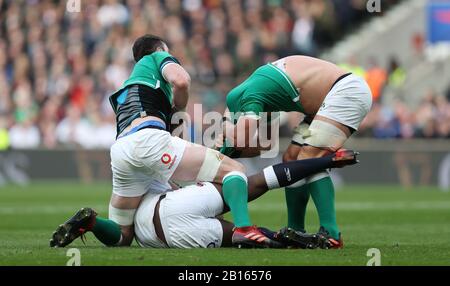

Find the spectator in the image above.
[
  {"left": 358, "top": 90, "right": 450, "bottom": 139},
  {"left": 291, "top": 2, "right": 316, "bottom": 56},
  {"left": 9, "top": 118, "right": 41, "bottom": 149},
  {"left": 365, "top": 57, "right": 387, "bottom": 103},
  {"left": 1, "top": 0, "right": 436, "bottom": 150},
  {"left": 372, "top": 104, "right": 400, "bottom": 138},
  {"left": 0, "top": 115, "right": 10, "bottom": 151},
  {"left": 387, "top": 57, "right": 406, "bottom": 88},
  {"left": 339, "top": 56, "right": 366, "bottom": 78},
  {"left": 55, "top": 105, "right": 93, "bottom": 148},
  {"left": 97, "top": 0, "right": 130, "bottom": 28}
]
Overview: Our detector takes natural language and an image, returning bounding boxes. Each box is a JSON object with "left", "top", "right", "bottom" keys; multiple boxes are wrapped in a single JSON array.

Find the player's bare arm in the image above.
[{"left": 162, "top": 62, "right": 191, "bottom": 111}]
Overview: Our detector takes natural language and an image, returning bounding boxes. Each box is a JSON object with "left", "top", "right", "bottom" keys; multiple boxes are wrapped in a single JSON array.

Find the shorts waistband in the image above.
[
  {"left": 118, "top": 120, "right": 167, "bottom": 139},
  {"left": 330, "top": 73, "right": 352, "bottom": 91}
]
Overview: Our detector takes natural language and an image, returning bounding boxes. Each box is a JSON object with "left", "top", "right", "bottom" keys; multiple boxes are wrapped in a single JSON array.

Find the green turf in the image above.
[{"left": 0, "top": 182, "right": 449, "bottom": 266}]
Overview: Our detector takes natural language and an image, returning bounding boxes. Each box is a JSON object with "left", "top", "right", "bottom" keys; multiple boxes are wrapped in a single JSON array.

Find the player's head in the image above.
[{"left": 132, "top": 34, "right": 169, "bottom": 62}]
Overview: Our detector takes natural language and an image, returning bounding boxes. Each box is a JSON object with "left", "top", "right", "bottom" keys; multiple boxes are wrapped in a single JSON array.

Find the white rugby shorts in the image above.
[
  {"left": 316, "top": 73, "right": 372, "bottom": 131},
  {"left": 134, "top": 182, "right": 224, "bottom": 248},
  {"left": 110, "top": 128, "right": 187, "bottom": 197},
  {"left": 292, "top": 74, "right": 372, "bottom": 145}
]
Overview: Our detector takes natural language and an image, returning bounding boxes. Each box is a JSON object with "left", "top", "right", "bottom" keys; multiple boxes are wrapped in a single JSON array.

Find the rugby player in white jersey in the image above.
[{"left": 52, "top": 149, "right": 359, "bottom": 249}]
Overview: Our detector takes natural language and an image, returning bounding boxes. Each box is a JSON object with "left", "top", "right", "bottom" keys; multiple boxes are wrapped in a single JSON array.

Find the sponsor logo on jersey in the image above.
[
  {"left": 168, "top": 155, "right": 177, "bottom": 170},
  {"left": 161, "top": 153, "right": 172, "bottom": 164}
]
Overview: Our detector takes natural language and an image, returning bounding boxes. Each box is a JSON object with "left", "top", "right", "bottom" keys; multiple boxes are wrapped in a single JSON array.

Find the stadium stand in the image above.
[
  {"left": 0, "top": 0, "right": 448, "bottom": 151},
  {"left": 324, "top": 0, "right": 450, "bottom": 139}
]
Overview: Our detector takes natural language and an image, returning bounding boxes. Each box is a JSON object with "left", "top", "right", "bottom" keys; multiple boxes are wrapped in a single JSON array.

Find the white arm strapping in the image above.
[{"left": 108, "top": 204, "right": 137, "bottom": 226}]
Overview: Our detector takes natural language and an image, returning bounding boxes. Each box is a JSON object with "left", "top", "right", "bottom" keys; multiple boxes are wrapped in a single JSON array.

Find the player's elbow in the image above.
[{"left": 172, "top": 73, "right": 191, "bottom": 91}]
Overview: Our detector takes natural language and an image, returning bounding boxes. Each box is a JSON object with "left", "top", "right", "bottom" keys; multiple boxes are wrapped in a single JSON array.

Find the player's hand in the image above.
[{"left": 331, "top": 149, "right": 360, "bottom": 168}]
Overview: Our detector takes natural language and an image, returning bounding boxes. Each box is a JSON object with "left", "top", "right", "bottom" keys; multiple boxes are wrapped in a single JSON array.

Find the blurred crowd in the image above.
[
  {"left": 359, "top": 89, "right": 450, "bottom": 139},
  {"left": 336, "top": 57, "right": 450, "bottom": 139},
  {"left": 2, "top": 0, "right": 447, "bottom": 152}
]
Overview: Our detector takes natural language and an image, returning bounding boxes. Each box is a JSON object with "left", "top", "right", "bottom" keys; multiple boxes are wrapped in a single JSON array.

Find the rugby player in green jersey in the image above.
[
  {"left": 219, "top": 56, "right": 373, "bottom": 248},
  {"left": 50, "top": 35, "right": 280, "bottom": 249}
]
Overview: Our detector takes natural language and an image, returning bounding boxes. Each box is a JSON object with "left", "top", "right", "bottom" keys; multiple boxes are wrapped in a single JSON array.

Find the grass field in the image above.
[{"left": 0, "top": 182, "right": 449, "bottom": 266}]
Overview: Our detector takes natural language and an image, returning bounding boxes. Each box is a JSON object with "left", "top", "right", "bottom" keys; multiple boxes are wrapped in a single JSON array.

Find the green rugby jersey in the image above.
[
  {"left": 109, "top": 51, "right": 180, "bottom": 136},
  {"left": 220, "top": 63, "right": 305, "bottom": 157},
  {"left": 122, "top": 51, "right": 179, "bottom": 103},
  {"left": 226, "top": 63, "right": 304, "bottom": 117}
]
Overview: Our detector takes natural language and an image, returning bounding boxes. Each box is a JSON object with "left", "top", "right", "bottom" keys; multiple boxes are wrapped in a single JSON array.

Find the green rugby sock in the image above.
[
  {"left": 308, "top": 175, "right": 340, "bottom": 239},
  {"left": 222, "top": 172, "right": 251, "bottom": 227},
  {"left": 91, "top": 217, "right": 122, "bottom": 246},
  {"left": 285, "top": 185, "right": 310, "bottom": 232}
]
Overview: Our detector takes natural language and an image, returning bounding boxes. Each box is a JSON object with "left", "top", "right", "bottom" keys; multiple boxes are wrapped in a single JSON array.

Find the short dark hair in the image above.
[{"left": 132, "top": 34, "right": 166, "bottom": 62}]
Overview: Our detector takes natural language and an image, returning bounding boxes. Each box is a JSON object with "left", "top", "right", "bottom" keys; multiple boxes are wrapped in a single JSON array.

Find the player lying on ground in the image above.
[
  {"left": 219, "top": 55, "right": 373, "bottom": 248},
  {"left": 50, "top": 150, "right": 358, "bottom": 248},
  {"left": 95, "top": 34, "right": 276, "bottom": 248}
]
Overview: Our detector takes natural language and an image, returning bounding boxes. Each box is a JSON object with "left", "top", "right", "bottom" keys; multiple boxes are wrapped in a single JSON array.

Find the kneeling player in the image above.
[{"left": 50, "top": 150, "right": 358, "bottom": 249}]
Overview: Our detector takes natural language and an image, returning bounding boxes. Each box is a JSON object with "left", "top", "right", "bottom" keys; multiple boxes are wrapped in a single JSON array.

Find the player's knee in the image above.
[
  {"left": 221, "top": 162, "right": 248, "bottom": 190},
  {"left": 228, "top": 159, "right": 246, "bottom": 174},
  {"left": 218, "top": 158, "right": 246, "bottom": 180},
  {"left": 196, "top": 148, "right": 224, "bottom": 182}
]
